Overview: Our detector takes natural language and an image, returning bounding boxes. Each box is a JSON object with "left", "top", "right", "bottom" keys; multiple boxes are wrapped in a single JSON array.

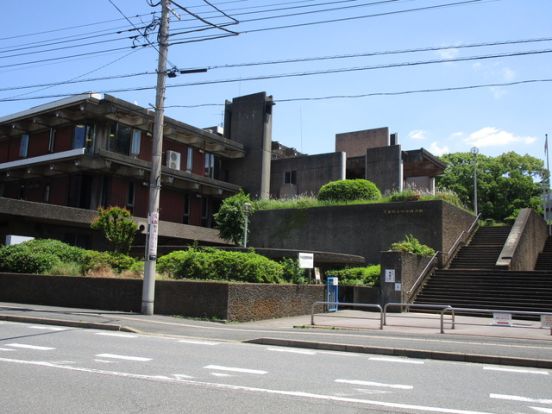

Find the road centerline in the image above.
[
  {"left": 95, "top": 353, "right": 152, "bottom": 362},
  {"left": 6, "top": 343, "right": 55, "bottom": 351},
  {"left": 204, "top": 364, "right": 267, "bottom": 375},
  {"left": 336, "top": 378, "right": 413, "bottom": 390}
]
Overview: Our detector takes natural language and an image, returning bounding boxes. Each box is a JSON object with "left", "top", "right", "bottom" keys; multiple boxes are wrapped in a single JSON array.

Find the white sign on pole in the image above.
[
  {"left": 314, "top": 267, "right": 321, "bottom": 282},
  {"left": 298, "top": 252, "right": 314, "bottom": 269},
  {"left": 493, "top": 312, "right": 512, "bottom": 326},
  {"left": 394, "top": 283, "right": 402, "bottom": 292},
  {"left": 148, "top": 211, "right": 159, "bottom": 260},
  {"left": 541, "top": 315, "right": 552, "bottom": 329},
  {"left": 385, "top": 269, "right": 395, "bottom": 283}
]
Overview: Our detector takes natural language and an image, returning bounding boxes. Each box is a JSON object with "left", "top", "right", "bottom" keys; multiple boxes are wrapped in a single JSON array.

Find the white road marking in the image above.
[
  {"left": 6, "top": 343, "right": 55, "bottom": 351},
  {"left": 173, "top": 374, "right": 193, "bottom": 380},
  {"left": 95, "top": 353, "right": 151, "bottom": 362},
  {"left": 28, "top": 326, "right": 66, "bottom": 331},
  {"left": 178, "top": 339, "right": 219, "bottom": 346},
  {"left": 266, "top": 347, "right": 316, "bottom": 355},
  {"left": 369, "top": 356, "right": 424, "bottom": 365},
  {"left": 354, "top": 388, "right": 392, "bottom": 395},
  {"left": 0, "top": 357, "right": 498, "bottom": 414},
  {"left": 94, "top": 359, "right": 115, "bottom": 364},
  {"left": 95, "top": 332, "right": 137, "bottom": 338},
  {"left": 0, "top": 348, "right": 15, "bottom": 351},
  {"left": 530, "top": 407, "right": 552, "bottom": 413},
  {"left": 490, "top": 394, "right": 552, "bottom": 404},
  {"left": 204, "top": 365, "right": 267, "bottom": 375},
  {"left": 483, "top": 366, "right": 549, "bottom": 375},
  {"left": 211, "top": 373, "right": 233, "bottom": 377},
  {"left": 336, "top": 379, "right": 413, "bottom": 390}
]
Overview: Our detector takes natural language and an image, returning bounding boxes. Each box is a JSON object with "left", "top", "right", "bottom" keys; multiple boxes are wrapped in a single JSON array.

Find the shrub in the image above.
[
  {"left": 318, "top": 179, "right": 381, "bottom": 202},
  {"left": 158, "top": 248, "right": 285, "bottom": 283},
  {"left": 389, "top": 234, "right": 436, "bottom": 257},
  {"left": 279, "top": 257, "right": 307, "bottom": 284},
  {"left": 82, "top": 250, "right": 136, "bottom": 274},
  {"left": 389, "top": 189, "right": 421, "bottom": 202},
  {"left": 325, "top": 265, "right": 380, "bottom": 286},
  {"left": 90, "top": 206, "right": 138, "bottom": 254},
  {"left": 0, "top": 244, "right": 61, "bottom": 274},
  {"left": 214, "top": 191, "right": 254, "bottom": 245}
]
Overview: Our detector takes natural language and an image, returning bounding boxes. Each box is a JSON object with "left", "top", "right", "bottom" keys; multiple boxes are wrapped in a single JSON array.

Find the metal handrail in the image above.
[
  {"left": 311, "top": 301, "right": 383, "bottom": 329},
  {"left": 445, "top": 307, "right": 552, "bottom": 335},
  {"left": 407, "top": 251, "right": 439, "bottom": 296},
  {"left": 443, "top": 213, "right": 481, "bottom": 267},
  {"left": 383, "top": 302, "right": 455, "bottom": 334}
]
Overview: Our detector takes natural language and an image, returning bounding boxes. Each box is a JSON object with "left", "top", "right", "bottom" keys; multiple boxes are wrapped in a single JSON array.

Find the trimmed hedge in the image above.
[
  {"left": 326, "top": 265, "right": 380, "bottom": 286},
  {"left": 318, "top": 179, "right": 381, "bottom": 202},
  {"left": 158, "top": 248, "right": 286, "bottom": 284}
]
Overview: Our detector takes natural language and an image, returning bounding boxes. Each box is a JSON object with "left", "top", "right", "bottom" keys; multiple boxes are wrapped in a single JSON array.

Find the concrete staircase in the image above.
[
  {"left": 535, "top": 236, "right": 552, "bottom": 271},
  {"left": 448, "top": 226, "right": 511, "bottom": 270},
  {"left": 414, "top": 226, "right": 552, "bottom": 315}
]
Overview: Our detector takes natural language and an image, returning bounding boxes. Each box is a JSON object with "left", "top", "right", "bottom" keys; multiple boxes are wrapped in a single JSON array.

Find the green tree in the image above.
[
  {"left": 437, "top": 152, "right": 546, "bottom": 222},
  {"left": 90, "top": 207, "right": 138, "bottom": 254},
  {"left": 213, "top": 191, "right": 254, "bottom": 245},
  {"left": 318, "top": 179, "right": 381, "bottom": 202}
]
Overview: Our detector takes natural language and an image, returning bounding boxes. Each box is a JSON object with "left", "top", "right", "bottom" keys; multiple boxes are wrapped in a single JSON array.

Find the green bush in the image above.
[
  {"left": 389, "top": 189, "right": 421, "bottom": 202},
  {"left": 158, "top": 248, "right": 285, "bottom": 283},
  {"left": 318, "top": 179, "right": 381, "bottom": 202},
  {"left": 389, "top": 234, "right": 436, "bottom": 257},
  {"left": 325, "top": 265, "right": 380, "bottom": 286},
  {"left": 0, "top": 244, "right": 61, "bottom": 274},
  {"left": 213, "top": 191, "right": 254, "bottom": 245},
  {"left": 279, "top": 257, "right": 307, "bottom": 284},
  {"left": 90, "top": 206, "right": 138, "bottom": 254},
  {"left": 82, "top": 250, "right": 136, "bottom": 274}
]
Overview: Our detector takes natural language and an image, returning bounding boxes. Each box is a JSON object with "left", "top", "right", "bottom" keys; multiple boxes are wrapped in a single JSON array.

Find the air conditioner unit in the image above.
[{"left": 166, "top": 150, "right": 181, "bottom": 170}]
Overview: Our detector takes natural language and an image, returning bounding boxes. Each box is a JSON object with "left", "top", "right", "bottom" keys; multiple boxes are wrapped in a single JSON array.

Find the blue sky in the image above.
[{"left": 1, "top": 0, "right": 551, "bottom": 166}]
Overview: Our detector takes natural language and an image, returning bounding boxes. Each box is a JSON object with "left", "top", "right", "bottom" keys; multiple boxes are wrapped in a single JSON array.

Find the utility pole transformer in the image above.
[{"left": 142, "top": 0, "right": 170, "bottom": 315}]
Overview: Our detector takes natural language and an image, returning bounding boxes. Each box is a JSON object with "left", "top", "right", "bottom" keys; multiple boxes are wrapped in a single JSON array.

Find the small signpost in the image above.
[
  {"left": 493, "top": 312, "right": 512, "bottom": 327},
  {"left": 298, "top": 252, "right": 314, "bottom": 269}
]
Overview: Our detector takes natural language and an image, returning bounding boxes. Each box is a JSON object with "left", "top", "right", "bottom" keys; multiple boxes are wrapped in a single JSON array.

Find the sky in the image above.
[{"left": 1, "top": 0, "right": 551, "bottom": 167}]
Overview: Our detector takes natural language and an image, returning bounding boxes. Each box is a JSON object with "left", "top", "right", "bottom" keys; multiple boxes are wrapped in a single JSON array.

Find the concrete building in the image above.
[{"left": 0, "top": 91, "right": 445, "bottom": 248}]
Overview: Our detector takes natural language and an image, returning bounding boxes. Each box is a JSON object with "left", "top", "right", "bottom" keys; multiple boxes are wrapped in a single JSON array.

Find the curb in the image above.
[
  {"left": 246, "top": 337, "right": 552, "bottom": 369},
  {"left": 0, "top": 314, "right": 140, "bottom": 333}
]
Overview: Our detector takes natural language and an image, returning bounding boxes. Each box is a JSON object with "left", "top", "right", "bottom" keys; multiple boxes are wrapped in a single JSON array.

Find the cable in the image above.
[{"left": 169, "top": 0, "right": 239, "bottom": 35}]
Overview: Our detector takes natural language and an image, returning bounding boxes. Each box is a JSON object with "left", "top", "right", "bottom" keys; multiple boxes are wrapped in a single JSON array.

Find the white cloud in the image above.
[
  {"left": 437, "top": 48, "right": 459, "bottom": 60},
  {"left": 502, "top": 67, "right": 516, "bottom": 81},
  {"left": 450, "top": 131, "right": 465, "bottom": 139},
  {"left": 429, "top": 141, "right": 449, "bottom": 156},
  {"left": 489, "top": 86, "right": 508, "bottom": 100},
  {"left": 464, "top": 127, "right": 537, "bottom": 148},
  {"left": 408, "top": 129, "right": 428, "bottom": 140}
]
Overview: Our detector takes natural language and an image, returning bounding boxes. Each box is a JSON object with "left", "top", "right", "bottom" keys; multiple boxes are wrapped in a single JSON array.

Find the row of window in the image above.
[{"left": 18, "top": 124, "right": 93, "bottom": 158}]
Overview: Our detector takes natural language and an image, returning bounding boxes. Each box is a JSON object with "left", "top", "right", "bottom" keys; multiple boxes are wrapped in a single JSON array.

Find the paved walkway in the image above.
[{"left": 1, "top": 302, "right": 551, "bottom": 368}]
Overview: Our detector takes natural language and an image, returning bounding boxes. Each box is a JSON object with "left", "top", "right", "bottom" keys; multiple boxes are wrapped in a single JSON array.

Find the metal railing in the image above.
[
  {"left": 311, "top": 301, "right": 383, "bottom": 329},
  {"left": 407, "top": 251, "right": 440, "bottom": 298},
  {"left": 445, "top": 307, "right": 552, "bottom": 335},
  {"left": 383, "top": 302, "right": 455, "bottom": 334},
  {"left": 443, "top": 213, "right": 481, "bottom": 268}
]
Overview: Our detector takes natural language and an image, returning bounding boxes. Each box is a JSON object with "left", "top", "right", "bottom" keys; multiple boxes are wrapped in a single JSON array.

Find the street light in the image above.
[
  {"left": 471, "top": 147, "right": 479, "bottom": 216},
  {"left": 243, "top": 202, "right": 252, "bottom": 248}
]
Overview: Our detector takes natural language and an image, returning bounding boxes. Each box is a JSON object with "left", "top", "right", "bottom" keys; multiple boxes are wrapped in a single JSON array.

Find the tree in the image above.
[
  {"left": 213, "top": 191, "right": 254, "bottom": 245},
  {"left": 437, "top": 151, "right": 546, "bottom": 222},
  {"left": 90, "top": 207, "right": 138, "bottom": 254}
]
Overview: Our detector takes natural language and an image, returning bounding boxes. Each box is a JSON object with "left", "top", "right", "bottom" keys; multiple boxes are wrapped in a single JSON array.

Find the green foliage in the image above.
[
  {"left": 326, "top": 265, "right": 380, "bottom": 286},
  {"left": 157, "top": 248, "right": 285, "bottom": 283},
  {"left": 81, "top": 250, "right": 136, "bottom": 274},
  {"left": 254, "top": 196, "right": 321, "bottom": 210},
  {"left": 279, "top": 257, "right": 307, "bottom": 284},
  {"left": 388, "top": 189, "right": 421, "bottom": 202},
  {"left": 90, "top": 206, "right": 138, "bottom": 254},
  {"left": 437, "top": 152, "right": 546, "bottom": 222},
  {"left": 213, "top": 191, "right": 254, "bottom": 245},
  {"left": 0, "top": 244, "right": 61, "bottom": 274},
  {"left": 390, "top": 234, "right": 436, "bottom": 257},
  {"left": 318, "top": 179, "right": 381, "bottom": 202}
]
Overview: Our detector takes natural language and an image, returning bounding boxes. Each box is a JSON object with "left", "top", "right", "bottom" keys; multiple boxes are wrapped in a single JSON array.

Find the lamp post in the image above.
[
  {"left": 243, "top": 202, "right": 252, "bottom": 248},
  {"left": 471, "top": 147, "right": 479, "bottom": 216}
]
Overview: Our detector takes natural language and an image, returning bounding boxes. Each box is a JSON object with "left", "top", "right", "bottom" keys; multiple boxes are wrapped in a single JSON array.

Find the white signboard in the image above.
[
  {"left": 314, "top": 267, "right": 321, "bottom": 282},
  {"left": 385, "top": 269, "right": 395, "bottom": 283},
  {"left": 394, "top": 283, "right": 402, "bottom": 292},
  {"left": 148, "top": 212, "right": 159, "bottom": 260},
  {"left": 541, "top": 315, "right": 552, "bottom": 329},
  {"left": 493, "top": 312, "right": 512, "bottom": 326},
  {"left": 298, "top": 252, "right": 314, "bottom": 269}
]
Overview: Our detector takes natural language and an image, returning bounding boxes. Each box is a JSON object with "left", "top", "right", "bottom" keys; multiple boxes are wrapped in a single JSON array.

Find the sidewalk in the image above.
[{"left": 1, "top": 302, "right": 551, "bottom": 368}]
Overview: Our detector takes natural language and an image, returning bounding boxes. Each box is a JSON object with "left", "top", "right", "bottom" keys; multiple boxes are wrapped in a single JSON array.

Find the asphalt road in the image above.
[{"left": 1, "top": 320, "right": 551, "bottom": 414}]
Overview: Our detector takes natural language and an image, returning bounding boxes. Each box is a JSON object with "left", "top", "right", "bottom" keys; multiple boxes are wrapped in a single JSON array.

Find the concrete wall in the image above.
[
  {"left": 249, "top": 200, "right": 475, "bottom": 265},
  {"left": 270, "top": 152, "right": 345, "bottom": 198},
  {"left": 380, "top": 251, "right": 432, "bottom": 304},
  {"left": 365, "top": 145, "right": 402, "bottom": 194},
  {"left": 496, "top": 208, "right": 548, "bottom": 271},
  {"left": 336, "top": 127, "right": 389, "bottom": 157},
  {"left": 0, "top": 273, "right": 324, "bottom": 322}
]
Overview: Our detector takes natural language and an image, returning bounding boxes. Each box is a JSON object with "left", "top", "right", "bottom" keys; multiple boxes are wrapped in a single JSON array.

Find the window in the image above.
[
  {"left": 183, "top": 194, "right": 190, "bottom": 224},
  {"left": 186, "top": 147, "right": 193, "bottom": 171},
  {"left": 73, "top": 124, "right": 93, "bottom": 149},
  {"left": 284, "top": 170, "right": 297, "bottom": 185},
  {"left": 126, "top": 182, "right": 135, "bottom": 213},
  {"left": 43, "top": 184, "right": 50, "bottom": 203},
  {"left": 108, "top": 122, "right": 132, "bottom": 155},
  {"left": 48, "top": 128, "right": 56, "bottom": 152},
  {"left": 19, "top": 133, "right": 29, "bottom": 158},
  {"left": 130, "top": 129, "right": 141, "bottom": 156},
  {"left": 204, "top": 152, "right": 215, "bottom": 178}
]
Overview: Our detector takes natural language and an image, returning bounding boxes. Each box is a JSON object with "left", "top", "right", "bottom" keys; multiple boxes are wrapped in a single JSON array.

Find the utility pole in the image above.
[{"left": 142, "top": 0, "right": 170, "bottom": 315}]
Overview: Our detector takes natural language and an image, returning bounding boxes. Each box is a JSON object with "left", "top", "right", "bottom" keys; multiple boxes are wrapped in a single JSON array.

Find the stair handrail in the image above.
[
  {"left": 443, "top": 213, "right": 481, "bottom": 267},
  {"left": 407, "top": 250, "right": 440, "bottom": 298}
]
